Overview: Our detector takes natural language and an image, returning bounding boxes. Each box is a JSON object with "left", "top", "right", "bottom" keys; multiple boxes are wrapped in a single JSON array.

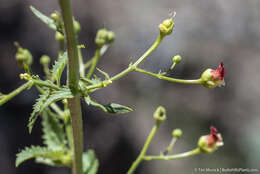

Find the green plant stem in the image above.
[
  {"left": 84, "top": 59, "right": 92, "bottom": 70},
  {"left": 134, "top": 67, "right": 202, "bottom": 84},
  {"left": 78, "top": 47, "right": 85, "bottom": 77},
  {"left": 163, "top": 137, "right": 177, "bottom": 155},
  {"left": 127, "top": 121, "right": 161, "bottom": 174},
  {"left": 160, "top": 62, "right": 176, "bottom": 76},
  {"left": 59, "top": 1, "right": 83, "bottom": 174},
  {"left": 86, "top": 35, "right": 164, "bottom": 91},
  {"left": 86, "top": 47, "right": 101, "bottom": 79},
  {"left": 112, "top": 35, "right": 163, "bottom": 81},
  {"left": 32, "top": 79, "right": 60, "bottom": 90},
  {"left": 143, "top": 148, "right": 201, "bottom": 161},
  {"left": 0, "top": 81, "right": 33, "bottom": 106}
]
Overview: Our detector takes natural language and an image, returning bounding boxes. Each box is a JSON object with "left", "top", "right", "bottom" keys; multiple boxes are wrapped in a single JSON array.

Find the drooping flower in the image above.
[
  {"left": 200, "top": 62, "right": 226, "bottom": 88},
  {"left": 198, "top": 126, "right": 224, "bottom": 153}
]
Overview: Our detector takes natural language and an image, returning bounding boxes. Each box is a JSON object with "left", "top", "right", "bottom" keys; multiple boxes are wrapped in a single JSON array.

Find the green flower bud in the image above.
[
  {"left": 158, "top": 18, "right": 175, "bottom": 36},
  {"left": 73, "top": 20, "right": 81, "bottom": 33},
  {"left": 95, "top": 28, "right": 115, "bottom": 47},
  {"left": 153, "top": 106, "right": 166, "bottom": 123},
  {"left": 55, "top": 32, "right": 64, "bottom": 42},
  {"left": 172, "top": 55, "right": 182, "bottom": 64},
  {"left": 172, "top": 128, "right": 182, "bottom": 138},
  {"left": 40, "top": 55, "right": 51, "bottom": 65},
  {"left": 19, "top": 73, "right": 31, "bottom": 81},
  {"left": 15, "top": 46, "right": 33, "bottom": 67},
  {"left": 50, "top": 13, "right": 59, "bottom": 21}
]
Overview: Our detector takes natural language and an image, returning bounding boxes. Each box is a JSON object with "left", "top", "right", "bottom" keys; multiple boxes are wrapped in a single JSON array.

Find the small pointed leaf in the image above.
[
  {"left": 30, "top": 6, "right": 56, "bottom": 30},
  {"left": 85, "top": 96, "right": 133, "bottom": 114},
  {"left": 96, "top": 68, "right": 110, "bottom": 80},
  {"left": 51, "top": 52, "right": 68, "bottom": 86},
  {"left": 103, "top": 103, "right": 133, "bottom": 114},
  {"left": 82, "top": 150, "right": 99, "bottom": 174}
]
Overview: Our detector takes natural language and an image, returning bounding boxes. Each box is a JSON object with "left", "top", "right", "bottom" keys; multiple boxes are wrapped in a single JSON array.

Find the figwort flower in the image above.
[
  {"left": 200, "top": 62, "right": 226, "bottom": 88},
  {"left": 198, "top": 126, "right": 224, "bottom": 153}
]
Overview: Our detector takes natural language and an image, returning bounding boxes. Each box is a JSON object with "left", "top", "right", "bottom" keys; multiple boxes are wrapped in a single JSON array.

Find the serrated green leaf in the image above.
[
  {"left": 30, "top": 6, "right": 56, "bottom": 30},
  {"left": 41, "top": 87, "right": 73, "bottom": 111},
  {"left": 42, "top": 110, "right": 66, "bottom": 150},
  {"left": 51, "top": 52, "right": 68, "bottom": 86},
  {"left": 16, "top": 146, "right": 64, "bottom": 167},
  {"left": 28, "top": 90, "right": 50, "bottom": 133},
  {"left": 28, "top": 87, "right": 73, "bottom": 133},
  {"left": 85, "top": 96, "right": 133, "bottom": 114},
  {"left": 82, "top": 150, "right": 99, "bottom": 174},
  {"left": 35, "top": 157, "right": 56, "bottom": 166}
]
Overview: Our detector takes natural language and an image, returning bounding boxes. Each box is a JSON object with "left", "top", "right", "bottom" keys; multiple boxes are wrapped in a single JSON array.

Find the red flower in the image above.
[
  {"left": 201, "top": 61, "right": 226, "bottom": 88},
  {"left": 206, "top": 126, "right": 222, "bottom": 147},
  {"left": 198, "top": 126, "right": 224, "bottom": 153},
  {"left": 211, "top": 62, "right": 226, "bottom": 82}
]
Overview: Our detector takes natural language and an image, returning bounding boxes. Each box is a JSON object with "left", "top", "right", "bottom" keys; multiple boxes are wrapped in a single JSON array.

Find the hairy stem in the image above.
[
  {"left": 127, "top": 121, "right": 161, "bottom": 174},
  {"left": 59, "top": 1, "right": 83, "bottom": 174}
]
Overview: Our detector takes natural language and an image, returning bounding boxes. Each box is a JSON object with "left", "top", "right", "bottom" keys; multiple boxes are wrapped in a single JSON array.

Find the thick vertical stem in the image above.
[{"left": 58, "top": 1, "right": 83, "bottom": 174}]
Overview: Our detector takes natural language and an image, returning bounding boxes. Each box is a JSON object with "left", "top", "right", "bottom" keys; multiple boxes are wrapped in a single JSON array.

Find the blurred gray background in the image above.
[{"left": 0, "top": 0, "right": 259, "bottom": 174}]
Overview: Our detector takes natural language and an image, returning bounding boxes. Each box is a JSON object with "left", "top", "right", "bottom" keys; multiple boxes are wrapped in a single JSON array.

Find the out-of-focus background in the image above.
[{"left": 0, "top": 0, "right": 260, "bottom": 174}]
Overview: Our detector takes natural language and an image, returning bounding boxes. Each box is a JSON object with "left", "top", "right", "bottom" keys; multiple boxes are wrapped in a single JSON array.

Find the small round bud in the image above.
[
  {"left": 158, "top": 18, "right": 175, "bottom": 36},
  {"left": 95, "top": 28, "right": 115, "bottom": 47},
  {"left": 62, "top": 99, "right": 68, "bottom": 105},
  {"left": 55, "top": 32, "right": 64, "bottom": 42},
  {"left": 15, "top": 47, "right": 33, "bottom": 66},
  {"left": 40, "top": 55, "right": 51, "bottom": 65},
  {"left": 153, "top": 106, "right": 166, "bottom": 123},
  {"left": 172, "top": 129, "right": 182, "bottom": 138},
  {"left": 50, "top": 13, "right": 59, "bottom": 21},
  {"left": 172, "top": 55, "right": 182, "bottom": 64},
  {"left": 107, "top": 31, "right": 115, "bottom": 43},
  {"left": 73, "top": 20, "right": 81, "bottom": 33}
]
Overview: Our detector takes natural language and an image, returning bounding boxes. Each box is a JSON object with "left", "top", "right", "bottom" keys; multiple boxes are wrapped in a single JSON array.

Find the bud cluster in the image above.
[
  {"left": 95, "top": 28, "right": 115, "bottom": 47},
  {"left": 15, "top": 44, "right": 33, "bottom": 67}
]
